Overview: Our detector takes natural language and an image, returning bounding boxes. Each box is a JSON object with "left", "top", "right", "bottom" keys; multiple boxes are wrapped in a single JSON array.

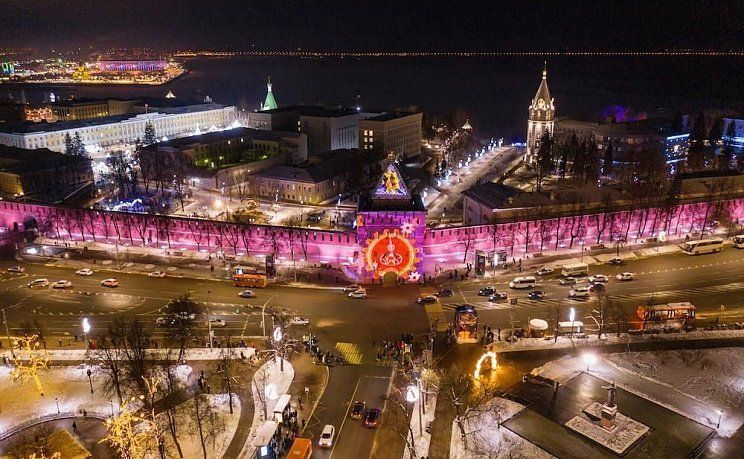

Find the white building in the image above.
[
  {"left": 525, "top": 65, "right": 555, "bottom": 165},
  {"left": 0, "top": 103, "right": 236, "bottom": 154}
]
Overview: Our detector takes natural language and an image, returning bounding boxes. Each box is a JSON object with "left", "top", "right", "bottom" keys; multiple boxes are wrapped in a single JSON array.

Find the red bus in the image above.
[
  {"left": 637, "top": 302, "right": 695, "bottom": 329},
  {"left": 232, "top": 266, "right": 268, "bottom": 288}
]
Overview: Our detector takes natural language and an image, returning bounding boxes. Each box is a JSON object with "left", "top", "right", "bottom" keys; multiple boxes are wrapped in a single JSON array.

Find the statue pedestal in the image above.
[{"left": 600, "top": 404, "right": 618, "bottom": 431}]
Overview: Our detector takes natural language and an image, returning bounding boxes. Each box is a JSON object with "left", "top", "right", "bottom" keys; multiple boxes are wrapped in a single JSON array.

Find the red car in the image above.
[
  {"left": 364, "top": 408, "right": 381, "bottom": 428},
  {"left": 350, "top": 401, "right": 365, "bottom": 419}
]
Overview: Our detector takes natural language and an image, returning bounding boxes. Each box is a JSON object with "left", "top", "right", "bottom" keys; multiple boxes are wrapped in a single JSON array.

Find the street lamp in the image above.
[
  {"left": 273, "top": 326, "right": 285, "bottom": 372},
  {"left": 82, "top": 317, "right": 91, "bottom": 348},
  {"left": 109, "top": 399, "right": 114, "bottom": 416},
  {"left": 87, "top": 368, "right": 93, "bottom": 393},
  {"left": 582, "top": 353, "right": 597, "bottom": 372},
  {"left": 717, "top": 410, "right": 723, "bottom": 429},
  {"left": 406, "top": 383, "right": 424, "bottom": 436},
  {"left": 55, "top": 397, "right": 60, "bottom": 414}
]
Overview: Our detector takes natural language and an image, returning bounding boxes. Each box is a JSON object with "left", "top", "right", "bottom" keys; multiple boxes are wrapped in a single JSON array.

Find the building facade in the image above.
[
  {"left": 0, "top": 145, "right": 93, "bottom": 203},
  {"left": 52, "top": 98, "right": 139, "bottom": 122},
  {"left": 97, "top": 60, "right": 168, "bottom": 72},
  {"left": 359, "top": 111, "right": 423, "bottom": 159},
  {"left": 0, "top": 103, "right": 236, "bottom": 153},
  {"left": 722, "top": 118, "right": 744, "bottom": 155},
  {"left": 525, "top": 66, "right": 555, "bottom": 164}
]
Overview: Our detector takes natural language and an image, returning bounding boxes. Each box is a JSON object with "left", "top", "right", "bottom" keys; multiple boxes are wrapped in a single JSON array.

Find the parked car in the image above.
[
  {"left": 174, "top": 311, "right": 196, "bottom": 321},
  {"left": 52, "top": 280, "right": 72, "bottom": 289},
  {"left": 528, "top": 290, "right": 546, "bottom": 300},
  {"left": 75, "top": 268, "right": 94, "bottom": 276},
  {"left": 436, "top": 288, "right": 454, "bottom": 297},
  {"left": 416, "top": 295, "right": 438, "bottom": 305},
  {"left": 289, "top": 317, "right": 310, "bottom": 326},
  {"left": 148, "top": 271, "right": 166, "bottom": 278},
  {"left": 488, "top": 292, "right": 508, "bottom": 302},
  {"left": 28, "top": 278, "right": 49, "bottom": 288},
  {"left": 588, "top": 274, "right": 609, "bottom": 283},
  {"left": 364, "top": 408, "right": 382, "bottom": 428},
  {"left": 7, "top": 265, "right": 25, "bottom": 273},
  {"left": 238, "top": 290, "right": 256, "bottom": 298},
  {"left": 156, "top": 317, "right": 176, "bottom": 327},
  {"left": 589, "top": 282, "right": 606, "bottom": 292},
  {"left": 348, "top": 288, "right": 367, "bottom": 299},
  {"left": 101, "top": 278, "right": 118, "bottom": 288},
  {"left": 559, "top": 276, "right": 577, "bottom": 285},
  {"left": 478, "top": 286, "right": 495, "bottom": 296},
  {"left": 536, "top": 267, "right": 554, "bottom": 276},
  {"left": 616, "top": 272, "right": 635, "bottom": 281},
  {"left": 207, "top": 318, "right": 226, "bottom": 328},
  {"left": 607, "top": 257, "right": 625, "bottom": 266},
  {"left": 350, "top": 401, "right": 366, "bottom": 419},
  {"left": 343, "top": 284, "right": 360, "bottom": 293},
  {"left": 318, "top": 425, "right": 336, "bottom": 448}
]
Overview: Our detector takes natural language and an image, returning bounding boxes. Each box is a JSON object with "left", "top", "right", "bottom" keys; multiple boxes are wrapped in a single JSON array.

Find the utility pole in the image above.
[
  {"left": 2, "top": 307, "right": 15, "bottom": 358},
  {"left": 207, "top": 307, "right": 212, "bottom": 349}
]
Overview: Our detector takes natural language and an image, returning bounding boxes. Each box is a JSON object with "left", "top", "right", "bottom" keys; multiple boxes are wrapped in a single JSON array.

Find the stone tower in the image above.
[{"left": 525, "top": 63, "right": 555, "bottom": 164}]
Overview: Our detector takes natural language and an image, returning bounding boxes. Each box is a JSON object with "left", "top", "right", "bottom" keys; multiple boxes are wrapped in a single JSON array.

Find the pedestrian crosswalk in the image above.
[{"left": 335, "top": 342, "right": 364, "bottom": 365}]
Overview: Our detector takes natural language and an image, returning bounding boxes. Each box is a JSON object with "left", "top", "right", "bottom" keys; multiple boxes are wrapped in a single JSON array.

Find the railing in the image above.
[{"left": 0, "top": 410, "right": 108, "bottom": 441}]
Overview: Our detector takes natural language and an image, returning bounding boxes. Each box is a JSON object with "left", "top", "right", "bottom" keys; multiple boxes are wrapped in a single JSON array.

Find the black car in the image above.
[
  {"left": 437, "top": 288, "right": 454, "bottom": 297},
  {"left": 608, "top": 257, "right": 625, "bottom": 266},
  {"left": 589, "top": 282, "right": 606, "bottom": 292},
  {"left": 364, "top": 408, "right": 381, "bottom": 428},
  {"left": 478, "top": 286, "right": 495, "bottom": 296},
  {"left": 528, "top": 290, "right": 546, "bottom": 300},
  {"left": 350, "top": 401, "right": 365, "bottom": 419}
]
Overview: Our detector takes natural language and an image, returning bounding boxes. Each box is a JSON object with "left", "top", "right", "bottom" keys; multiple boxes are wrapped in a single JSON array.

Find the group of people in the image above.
[
  {"left": 269, "top": 404, "right": 304, "bottom": 457},
  {"left": 375, "top": 333, "right": 416, "bottom": 362}
]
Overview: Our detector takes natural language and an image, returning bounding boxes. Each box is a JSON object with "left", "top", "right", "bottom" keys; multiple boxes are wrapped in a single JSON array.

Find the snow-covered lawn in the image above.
[
  {"left": 449, "top": 397, "right": 553, "bottom": 459},
  {"left": 0, "top": 364, "right": 117, "bottom": 438},
  {"left": 157, "top": 394, "right": 240, "bottom": 459}
]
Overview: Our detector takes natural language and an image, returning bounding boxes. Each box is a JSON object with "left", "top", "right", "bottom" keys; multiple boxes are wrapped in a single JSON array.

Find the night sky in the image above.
[{"left": 1, "top": 0, "right": 742, "bottom": 52}]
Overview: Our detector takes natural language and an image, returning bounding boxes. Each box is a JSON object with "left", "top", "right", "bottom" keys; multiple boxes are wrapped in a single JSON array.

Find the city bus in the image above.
[
  {"left": 232, "top": 266, "right": 268, "bottom": 288},
  {"left": 637, "top": 302, "right": 696, "bottom": 330},
  {"left": 733, "top": 234, "right": 744, "bottom": 249},
  {"left": 454, "top": 305, "right": 478, "bottom": 344},
  {"left": 681, "top": 238, "right": 723, "bottom": 255},
  {"left": 561, "top": 262, "right": 588, "bottom": 277}
]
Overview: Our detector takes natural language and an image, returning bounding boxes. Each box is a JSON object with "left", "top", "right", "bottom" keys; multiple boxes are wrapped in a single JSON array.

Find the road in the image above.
[
  {"left": 1, "top": 246, "right": 743, "bottom": 458},
  {"left": 437, "top": 247, "right": 744, "bottom": 332}
]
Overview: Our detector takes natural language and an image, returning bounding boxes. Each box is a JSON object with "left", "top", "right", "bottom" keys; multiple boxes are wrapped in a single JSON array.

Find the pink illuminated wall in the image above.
[{"left": 0, "top": 196, "right": 742, "bottom": 277}]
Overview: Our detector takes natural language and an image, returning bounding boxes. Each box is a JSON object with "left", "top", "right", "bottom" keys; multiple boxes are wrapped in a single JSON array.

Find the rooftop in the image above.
[
  {"left": 146, "top": 127, "right": 302, "bottom": 149},
  {"left": 360, "top": 110, "right": 421, "bottom": 122},
  {"left": 259, "top": 105, "right": 358, "bottom": 118},
  {"left": 0, "top": 145, "right": 90, "bottom": 174}
]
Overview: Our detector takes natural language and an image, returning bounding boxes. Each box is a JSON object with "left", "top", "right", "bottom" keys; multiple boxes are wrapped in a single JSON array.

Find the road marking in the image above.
[
  {"left": 329, "top": 377, "right": 363, "bottom": 459},
  {"left": 335, "top": 342, "right": 363, "bottom": 365}
]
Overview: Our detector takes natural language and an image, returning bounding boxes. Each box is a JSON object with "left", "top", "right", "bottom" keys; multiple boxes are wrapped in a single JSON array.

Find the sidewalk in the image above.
[
  {"left": 2, "top": 346, "right": 257, "bottom": 362},
  {"left": 287, "top": 353, "right": 329, "bottom": 435}
]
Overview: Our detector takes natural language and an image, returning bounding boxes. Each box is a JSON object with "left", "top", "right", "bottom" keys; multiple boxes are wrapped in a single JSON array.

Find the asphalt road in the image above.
[
  {"left": 1, "top": 246, "right": 743, "bottom": 458},
  {"left": 437, "top": 247, "right": 744, "bottom": 332}
]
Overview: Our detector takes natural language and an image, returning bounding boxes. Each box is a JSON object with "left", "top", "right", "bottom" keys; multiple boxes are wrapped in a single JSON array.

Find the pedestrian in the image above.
[
  {"left": 298, "top": 396, "right": 303, "bottom": 410},
  {"left": 74, "top": 334, "right": 78, "bottom": 342},
  {"left": 72, "top": 421, "right": 78, "bottom": 433},
  {"left": 301, "top": 418, "right": 306, "bottom": 429},
  {"left": 58, "top": 338, "right": 62, "bottom": 347}
]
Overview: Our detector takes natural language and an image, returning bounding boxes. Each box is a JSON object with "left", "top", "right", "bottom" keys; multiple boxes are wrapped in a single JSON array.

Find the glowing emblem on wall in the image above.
[{"left": 362, "top": 229, "right": 419, "bottom": 279}]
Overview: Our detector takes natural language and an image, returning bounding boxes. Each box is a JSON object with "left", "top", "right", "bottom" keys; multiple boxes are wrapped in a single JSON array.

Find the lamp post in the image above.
[
  {"left": 109, "top": 399, "right": 114, "bottom": 416},
  {"left": 582, "top": 353, "right": 597, "bottom": 372},
  {"left": 82, "top": 317, "right": 91, "bottom": 349},
  {"left": 55, "top": 397, "right": 60, "bottom": 414},
  {"left": 87, "top": 368, "right": 93, "bottom": 393},
  {"left": 2, "top": 306, "right": 15, "bottom": 358},
  {"left": 717, "top": 410, "right": 723, "bottom": 429},
  {"left": 406, "top": 384, "right": 423, "bottom": 436},
  {"left": 273, "top": 326, "right": 284, "bottom": 372}
]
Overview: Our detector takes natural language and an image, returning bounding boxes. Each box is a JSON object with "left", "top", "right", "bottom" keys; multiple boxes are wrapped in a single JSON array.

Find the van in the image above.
[
  {"left": 569, "top": 285, "right": 591, "bottom": 299},
  {"left": 509, "top": 276, "right": 536, "bottom": 289}
]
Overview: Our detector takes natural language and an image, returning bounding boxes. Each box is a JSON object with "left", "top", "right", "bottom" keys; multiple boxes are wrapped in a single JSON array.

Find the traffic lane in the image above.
[{"left": 329, "top": 375, "right": 391, "bottom": 459}]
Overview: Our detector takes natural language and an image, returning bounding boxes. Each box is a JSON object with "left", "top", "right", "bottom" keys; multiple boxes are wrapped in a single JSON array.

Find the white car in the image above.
[
  {"left": 348, "top": 288, "right": 367, "bottom": 299},
  {"left": 7, "top": 265, "right": 25, "bottom": 273},
  {"left": 148, "top": 271, "right": 166, "bottom": 278},
  {"left": 52, "top": 280, "right": 72, "bottom": 289},
  {"left": 318, "top": 424, "right": 336, "bottom": 448},
  {"left": 207, "top": 318, "right": 226, "bottom": 328},
  {"left": 75, "top": 268, "right": 94, "bottom": 276},
  {"left": 588, "top": 274, "right": 609, "bottom": 284},
  {"left": 101, "top": 278, "right": 119, "bottom": 288},
  {"left": 616, "top": 272, "right": 635, "bottom": 281},
  {"left": 238, "top": 290, "right": 256, "bottom": 298},
  {"left": 28, "top": 278, "right": 49, "bottom": 288},
  {"left": 559, "top": 276, "right": 577, "bottom": 285},
  {"left": 569, "top": 285, "right": 591, "bottom": 299},
  {"left": 289, "top": 317, "right": 310, "bottom": 326},
  {"left": 343, "top": 284, "right": 360, "bottom": 293},
  {"left": 536, "top": 267, "right": 554, "bottom": 276}
]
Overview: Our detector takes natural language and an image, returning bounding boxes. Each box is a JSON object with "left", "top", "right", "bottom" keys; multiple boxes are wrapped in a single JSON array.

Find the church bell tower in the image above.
[{"left": 525, "top": 63, "right": 555, "bottom": 164}]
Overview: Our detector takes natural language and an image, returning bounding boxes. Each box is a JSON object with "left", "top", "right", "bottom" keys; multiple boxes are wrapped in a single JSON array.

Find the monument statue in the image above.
[{"left": 601, "top": 382, "right": 618, "bottom": 408}]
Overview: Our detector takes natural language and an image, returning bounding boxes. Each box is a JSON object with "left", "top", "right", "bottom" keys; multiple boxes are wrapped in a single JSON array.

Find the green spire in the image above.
[{"left": 262, "top": 76, "right": 278, "bottom": 111}]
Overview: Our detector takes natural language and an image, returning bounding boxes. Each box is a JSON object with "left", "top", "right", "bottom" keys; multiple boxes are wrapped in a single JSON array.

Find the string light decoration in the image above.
[
  {"left": 10, "top": 334, "right": 51, "bottom": 397},
  {"left": 100, "top": 397, "right": 157, "bottom": 459},
  {"left": 473, "top": 351, "right": 497, "bottom": 380}
]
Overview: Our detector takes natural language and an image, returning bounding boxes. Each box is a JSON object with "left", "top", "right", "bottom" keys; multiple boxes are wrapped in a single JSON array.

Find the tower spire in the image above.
[
  {"left": 261, "top": 76, "right": 278, "bottom": 111},
  {"left": 543, "top": 61, "right": 547, "bottom": 79}
]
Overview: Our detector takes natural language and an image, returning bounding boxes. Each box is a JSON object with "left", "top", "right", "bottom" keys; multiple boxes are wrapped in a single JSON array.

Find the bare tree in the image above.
[
  {"left": 96, "top": 332, "right": 126, "bottom": 405},
  {"left": 458, "top": 228, "right": 476, "bottom": 264},
  {"left": 193, "top": 392, "right": 226, "bottom": 459},
  {"left": 252, "top": 363, "right": 270, "bottom": 420},
  {"left": 165, "top": 294, "right": 203, "bottom": 361}
]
